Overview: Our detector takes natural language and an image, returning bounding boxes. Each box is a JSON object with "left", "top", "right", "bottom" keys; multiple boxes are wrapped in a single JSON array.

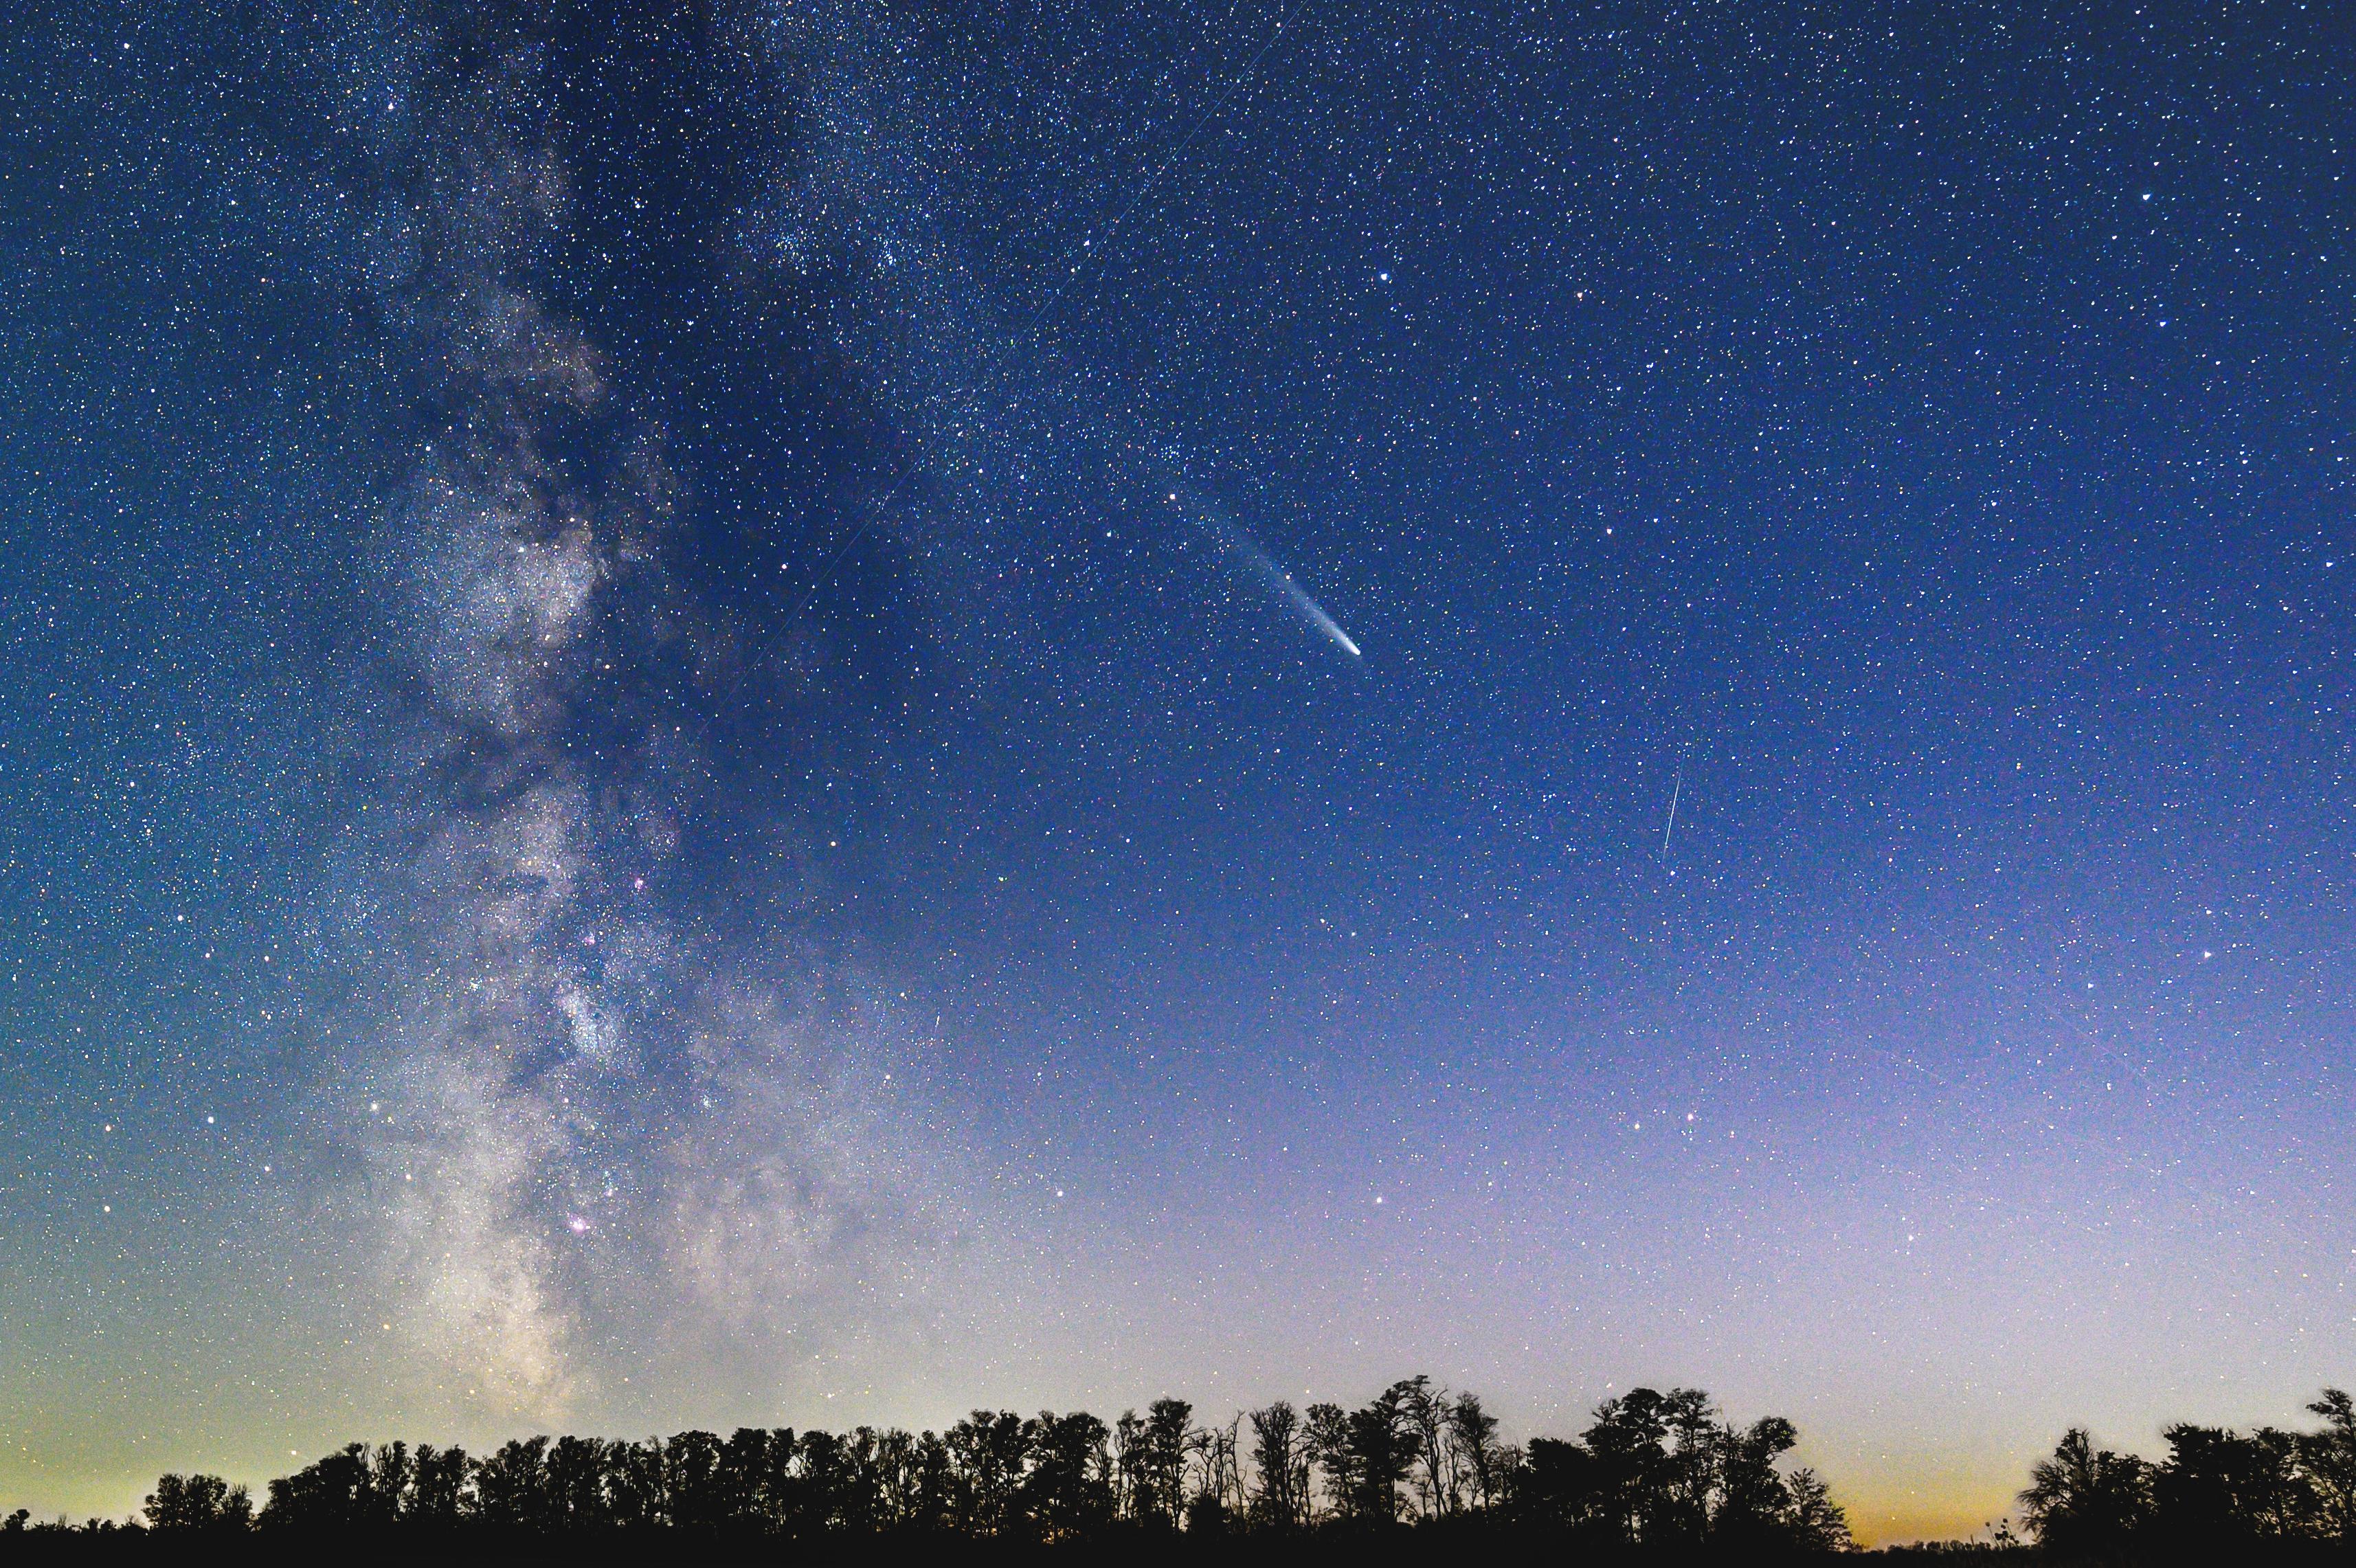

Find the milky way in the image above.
[{"left": 310, "top": 16, "right": 952, "bottom": 1424}]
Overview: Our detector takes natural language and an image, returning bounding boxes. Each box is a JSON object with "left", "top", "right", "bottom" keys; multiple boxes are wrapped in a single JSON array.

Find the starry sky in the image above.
[{"left": 2, "top": 0, "right": 2351, "bottom": 1543}]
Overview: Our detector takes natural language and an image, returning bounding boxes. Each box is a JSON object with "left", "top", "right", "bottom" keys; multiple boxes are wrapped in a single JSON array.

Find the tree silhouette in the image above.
[
  {"left": 2304, "top": 1389, "right": 2356, "bottom": 1539},
  {"left": 1712, "top": 1415, "right": 1804, "bottom": 1546},
  {"left": 471, "top": 1435, "right": 555, "bottom": 1531},
  {"left": 1398, "top": 1376, "right": 1454, "bottom": 1519},
  {"left": 2154, "top": 1422, "right": 2312, "bottom": 1547},
  {"left": 1516, "top": 1435, "right": 1601, "bottom": 1536},
  {"left": 1340, "top": 1382, "right": 1416, "bottom": 1522},
  {"left": 207, "top": 1369, "right": 2356, "bottom": 1558},
  {"left": 1501, "top": 1387, "right": 1852, "bottom": 1554},
  {"left": 1582, "top": 1386, "right": 1676, "bottom": 1545},
  {"left": 604, "top": 1438, "right": 664, "bottom": 1530},
  {"left": 945, "top": 1409, "right": 1031, "bottom": 1536},
  {"left": 1187, "top": 1415, "right": 1244, "bottom": 1534},
  {"left": 1020, "top": 1411, "right": 1114, "bottom": 1540},
  {"left": 1303, "top": 1400, "right": 1354, "bottom": 1520},
  {"left": 261, "top": 1442, "right": 373, "bottom": 1530},
  {"left": 1782, "top": 1467, "right": 1851, "bottom": 1553},
  {"left": 1245, "top": 1399, "right": 1312, "bottom": 1530},
  {"left": 1450, "top": 1390, "right": 1513, "bottom": 1513},
  {"left": 409, "top": 1442, "right": 471, "bottom": 1526},
  {"left": 1132, "top": 1396, "right": 1195, "bottom": 1530},
  {"left": 2020, "top": 1427, "right": 2155, "bottom": 1554},
  {"left": 142, "top": 1473, "right": 251, "bottom": 1534}
]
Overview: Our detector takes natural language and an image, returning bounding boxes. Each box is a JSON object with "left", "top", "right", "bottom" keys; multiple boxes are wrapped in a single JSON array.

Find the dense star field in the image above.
[{"left": 1, "top": 0, "right": 2349, "bottom": 1545}]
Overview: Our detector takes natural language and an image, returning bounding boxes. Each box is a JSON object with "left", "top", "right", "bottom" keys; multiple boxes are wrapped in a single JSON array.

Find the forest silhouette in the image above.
[{"left": 10, "top": 1378, "right": 2356, "bottom": 1561}]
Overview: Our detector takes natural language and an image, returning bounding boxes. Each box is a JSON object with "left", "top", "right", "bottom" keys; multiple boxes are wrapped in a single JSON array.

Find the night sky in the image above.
[{"left": 3, "top": 0, "right": 2351, "bottom": 1543}]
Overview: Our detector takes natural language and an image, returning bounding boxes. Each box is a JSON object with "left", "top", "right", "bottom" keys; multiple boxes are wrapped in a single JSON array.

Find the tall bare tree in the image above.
[{"left": 1246, "top": 1400, "right": 1312, "bottom": 1530}]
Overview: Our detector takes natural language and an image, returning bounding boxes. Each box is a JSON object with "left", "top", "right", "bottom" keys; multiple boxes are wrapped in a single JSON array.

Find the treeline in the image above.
[
  {"left": 2012, "top": 1388, "right": 2356, "bottom": 1556},
  {"left": 35, "top": 1382, "right": 2356, "bottom": 1559},
  {"left": 3, "top": 1379, "right": 1853, "bottom": 1555}
]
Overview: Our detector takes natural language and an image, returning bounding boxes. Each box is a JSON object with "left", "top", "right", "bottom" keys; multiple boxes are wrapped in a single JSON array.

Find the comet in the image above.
[
  {"left": 1237, "top": 535, "right": 1361, "bottom": 658},
  {"left": 1167, "top": 486, "right": 1360, "bottom": 659}
]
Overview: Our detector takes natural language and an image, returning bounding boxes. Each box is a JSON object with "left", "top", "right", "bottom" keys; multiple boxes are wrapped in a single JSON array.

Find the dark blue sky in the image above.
[{"left": 1, "top": 0, "right": 2349, "bottom": 1540}]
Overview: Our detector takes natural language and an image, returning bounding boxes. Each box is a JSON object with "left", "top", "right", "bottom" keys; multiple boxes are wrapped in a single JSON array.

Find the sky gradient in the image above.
[{"left": 2, "top": 0, "right": 2351, "bottom": 1544}]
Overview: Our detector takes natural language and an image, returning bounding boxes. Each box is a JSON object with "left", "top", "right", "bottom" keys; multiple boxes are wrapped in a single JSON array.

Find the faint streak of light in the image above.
[{"left": 1661, "top": 761, "right": 1684, "bottom": 864}]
